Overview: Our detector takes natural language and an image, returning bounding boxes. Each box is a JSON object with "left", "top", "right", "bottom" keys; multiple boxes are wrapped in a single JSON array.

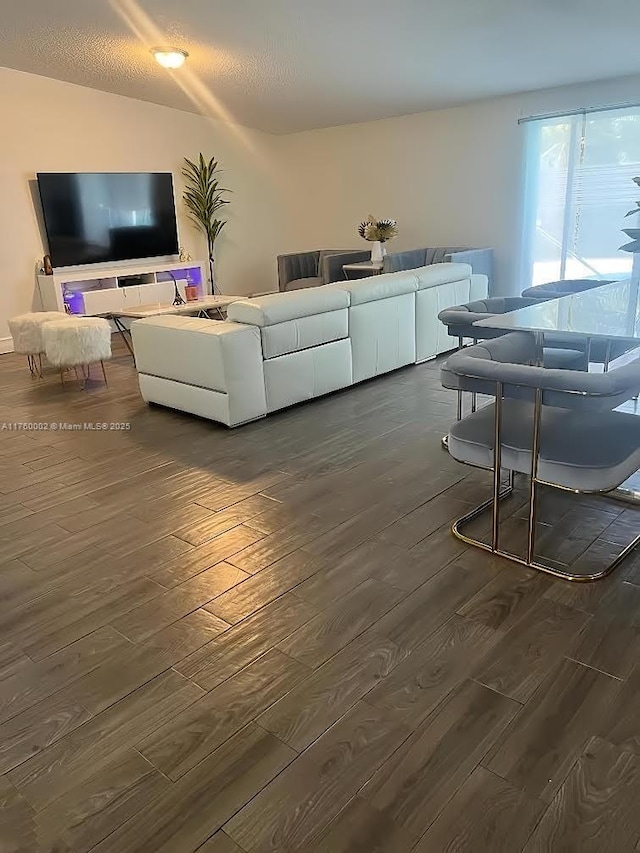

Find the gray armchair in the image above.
[
  {"left": 521, "top": 278, "right": 611, "bottom": 299},
  {"left": 277, "top": 249, "right": 368, "bottom": 292},
  {"left": 441, "top": 332, "right": 640, "bottom": 581},
  {"left": 438, "top": 297, "right": 588, "bottom": 370},
  {"left": 383, "top": 246, "right": 494, "bottom": 289}
]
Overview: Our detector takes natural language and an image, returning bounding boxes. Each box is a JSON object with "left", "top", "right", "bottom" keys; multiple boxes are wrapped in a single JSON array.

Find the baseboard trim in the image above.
[{"left": 0, "top": 337, "right": 14, "bottom": 354}]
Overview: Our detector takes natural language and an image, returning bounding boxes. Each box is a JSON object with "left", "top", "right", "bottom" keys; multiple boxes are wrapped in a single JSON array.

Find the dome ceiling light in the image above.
[{"left": 152, "top": 47, "right": 189, "bottom": 69}]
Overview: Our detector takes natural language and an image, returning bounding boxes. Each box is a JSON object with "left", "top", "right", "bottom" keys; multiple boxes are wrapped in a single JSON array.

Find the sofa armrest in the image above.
[
  {"left": 321, "top": 250, "right": 370, "bottom": 283},
  {"left": 277, "top": 251, "right": 320, "bottom": 291},
  {"left": 131, "top": 315, "right": 267, "bottom": 426},
  {"left": 447, "top": 248, "right": 494, "bottom": 287}
]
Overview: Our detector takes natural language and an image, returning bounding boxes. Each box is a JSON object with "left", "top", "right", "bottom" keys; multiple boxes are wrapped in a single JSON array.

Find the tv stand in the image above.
[{"left": 36, "top": 258, "right": 207, "bottom": 316}]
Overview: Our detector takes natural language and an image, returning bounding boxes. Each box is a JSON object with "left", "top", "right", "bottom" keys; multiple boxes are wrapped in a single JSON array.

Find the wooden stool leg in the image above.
[{"left": 74, "top": 366, "right": 84, "bottom": 389}]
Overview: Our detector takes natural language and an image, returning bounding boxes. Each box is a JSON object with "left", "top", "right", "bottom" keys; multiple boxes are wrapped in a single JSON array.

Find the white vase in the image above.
[{"left": 370, "top": 241, "right": 386, "bottom": 263}]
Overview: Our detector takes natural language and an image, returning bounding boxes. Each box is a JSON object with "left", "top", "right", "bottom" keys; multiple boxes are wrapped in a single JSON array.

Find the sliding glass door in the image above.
[{"left": 521, "top": 106, "right": 640, "bottom": 290}]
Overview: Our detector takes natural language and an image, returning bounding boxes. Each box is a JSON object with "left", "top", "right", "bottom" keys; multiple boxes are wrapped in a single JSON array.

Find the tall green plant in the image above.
[{"left": 182, "top": 154, "right": 230, "bottom": 293}]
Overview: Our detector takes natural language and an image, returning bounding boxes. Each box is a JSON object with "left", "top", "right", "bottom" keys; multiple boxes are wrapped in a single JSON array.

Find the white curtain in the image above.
[{"left": 520, "top": 107, "right": 640, "bottom": 291}]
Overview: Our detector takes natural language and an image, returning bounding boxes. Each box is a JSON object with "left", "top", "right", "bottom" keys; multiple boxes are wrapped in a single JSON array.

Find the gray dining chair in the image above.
[
  {"left": 438, "top": 297, "right": 587, "bottom": 425},
  {"left": 441, "top": 332, "right": 640, "bottom": 582},
  {"left": 521, "top": 278, "right": 612, "bottom": 300}
]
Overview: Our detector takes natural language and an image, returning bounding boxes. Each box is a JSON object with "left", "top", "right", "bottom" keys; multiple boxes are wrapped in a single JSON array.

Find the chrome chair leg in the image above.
[
  {"left": 491, "top": 382, "right": 503, "bottom": 551},
  {"left": 443, "top": 336, "right": 465, "bottom": 452},
  {"left": 526, "top": 388, "right": 542, "bottom": 565},
  {"left": 453, "top": 488, "right": 640, "bottom": 582},
  {"left": 603, "top": 339, "right": 612, "bottom": 374}
]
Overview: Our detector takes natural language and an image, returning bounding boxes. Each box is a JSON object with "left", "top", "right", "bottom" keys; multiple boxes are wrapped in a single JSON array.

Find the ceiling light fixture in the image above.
[{"left": 152, "top": 47, "right": 189, "bottom": 69}]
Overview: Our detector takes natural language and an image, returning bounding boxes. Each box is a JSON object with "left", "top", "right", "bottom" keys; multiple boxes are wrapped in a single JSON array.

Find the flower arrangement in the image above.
[{"left": 358, "top": 215, "right": 398, "bottom": 243}]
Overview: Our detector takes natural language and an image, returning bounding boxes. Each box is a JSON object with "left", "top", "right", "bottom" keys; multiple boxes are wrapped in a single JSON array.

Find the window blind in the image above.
[{"left": 520, "top": 106, "right": 640, "bottom": 290}]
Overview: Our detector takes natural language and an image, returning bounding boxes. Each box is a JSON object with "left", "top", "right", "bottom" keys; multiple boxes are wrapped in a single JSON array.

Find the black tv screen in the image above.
[{"left": 37, "top": 172, "right": 179, "bottom": 268}]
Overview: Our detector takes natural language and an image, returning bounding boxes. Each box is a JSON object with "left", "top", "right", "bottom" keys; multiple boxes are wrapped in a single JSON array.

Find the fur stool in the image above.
[
  {"left": 42, "top": 317, "right": 111, "bottom": 387},
  {"left": 8, "top": 311, "right": 70, "bottom": 377}
]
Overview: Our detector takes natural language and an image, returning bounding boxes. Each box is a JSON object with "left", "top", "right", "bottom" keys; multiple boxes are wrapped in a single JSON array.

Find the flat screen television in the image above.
[{"left": 36, "top": 172, "right": 179, "bottom": 268}]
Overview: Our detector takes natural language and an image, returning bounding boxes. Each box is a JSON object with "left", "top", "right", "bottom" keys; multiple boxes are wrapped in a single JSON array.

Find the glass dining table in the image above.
[
  {"left": 472, "top": 278, "right": 640, "bottom": 502},
  {"left": 473, "top": 278, "right": 640, "bottom": 359}
]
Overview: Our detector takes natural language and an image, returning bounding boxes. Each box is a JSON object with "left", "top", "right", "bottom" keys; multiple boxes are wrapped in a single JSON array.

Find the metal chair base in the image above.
[
  {"left": 441, "top": 337, "right": 477, "bottom": 453},
  {"left": 452, "top": 481, "right": 640, "bottom": 583}
]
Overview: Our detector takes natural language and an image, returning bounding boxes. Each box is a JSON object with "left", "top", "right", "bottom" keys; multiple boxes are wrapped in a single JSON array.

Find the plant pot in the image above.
[
  {"left": 370, "top": 241, "right": 386, "bottom": 263},
  {"left": 185, "top": 285, "right": 199, "bottom": 302}
]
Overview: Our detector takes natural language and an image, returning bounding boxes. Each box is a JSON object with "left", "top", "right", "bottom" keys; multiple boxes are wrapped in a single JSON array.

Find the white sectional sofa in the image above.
[{"left": 131, "top": 263, "right": 487, "bottom": 427}]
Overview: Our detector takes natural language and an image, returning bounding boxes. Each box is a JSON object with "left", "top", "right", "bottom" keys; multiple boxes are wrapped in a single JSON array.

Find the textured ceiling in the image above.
[{"left": 3, "top": 0, "right": 640, "bottom": 133}]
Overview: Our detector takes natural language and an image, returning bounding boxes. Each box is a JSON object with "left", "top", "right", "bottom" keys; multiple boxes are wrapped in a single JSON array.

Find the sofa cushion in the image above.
[
  {"left": 416, "top": 278, "right": 473, "bottom": 363},
  {"left": 264, "top": 338, "right": 353, "bottom": 412},
  {"left": 227, "top": 286, "right": 350, "bottom": 327},
  {"left": 348, "top": 294, "right": 416, "bottom": 382},
  {"left": 333, "top": 271, "right": 418, "bottom": 305},
  {"left": 414, "top": 263, "right": 472, "bottom": 289},
  {"left": 261, "top": 309, "right": 348, "bottom": 359}
]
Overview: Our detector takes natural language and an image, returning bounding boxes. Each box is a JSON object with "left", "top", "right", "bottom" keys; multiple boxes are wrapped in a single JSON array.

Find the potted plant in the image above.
[
  {"left": 620, "top": 177, "right": 640, "bottom": 286},
  {"left": 182, "top": 154, "right": 230, "bottom": 294},
  {"left": 621, "top": 177, "right": 640, "bottom": 252},
  {"left": 358, "top": 215, "right": 398, "bottom": 263}
]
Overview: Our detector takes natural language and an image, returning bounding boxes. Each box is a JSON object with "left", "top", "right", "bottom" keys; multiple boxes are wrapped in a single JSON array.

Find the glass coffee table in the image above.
[{"left": 100, "top": 296, "right": 242, "bottom": 358}]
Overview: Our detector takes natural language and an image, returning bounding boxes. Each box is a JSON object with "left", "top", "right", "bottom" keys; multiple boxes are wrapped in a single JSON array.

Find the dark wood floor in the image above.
[{"left": 2, "top": 342, "right": 640, "bottom": 852}]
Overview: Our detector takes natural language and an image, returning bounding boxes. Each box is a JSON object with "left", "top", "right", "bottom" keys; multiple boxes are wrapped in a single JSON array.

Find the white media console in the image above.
[{"left": 37, "top": 258, "right": 208, "bottom": 316}]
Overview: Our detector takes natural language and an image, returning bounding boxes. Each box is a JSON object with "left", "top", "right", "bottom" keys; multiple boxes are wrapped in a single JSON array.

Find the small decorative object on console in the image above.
[
  {"left": 358, "top": 215, "right": 398, "bottom": 263},
  {"left": 179, "top": 247, "right": 193, "bottom": 263},
  {"left": 43, "top": 254, "right": 53, "bottom": 275},
  {"left": 169, "top": 273, "right": 186, "bottom": 306}
]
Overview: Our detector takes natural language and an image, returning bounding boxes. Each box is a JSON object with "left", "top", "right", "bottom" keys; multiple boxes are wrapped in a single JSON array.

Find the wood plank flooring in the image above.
[{"left": 1, "top": 341, "right": 640, "bottom": 851}]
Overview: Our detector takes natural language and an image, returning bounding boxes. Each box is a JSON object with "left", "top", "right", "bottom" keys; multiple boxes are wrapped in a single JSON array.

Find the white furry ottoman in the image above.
[
  {"left": 8, "top": 311, "right": 70, "bottom": 376},
  {"left": 42, "top": 317, "right": 112, "bottom": 386}
]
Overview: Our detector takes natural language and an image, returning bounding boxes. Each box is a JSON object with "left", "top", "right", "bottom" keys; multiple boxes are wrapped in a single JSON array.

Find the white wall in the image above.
[
  {"left": 276, "top": 74, "right": 640, "bottom": 296},
  {"left": 0, "top": 67, "right": 284, "bottom": 350}
]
